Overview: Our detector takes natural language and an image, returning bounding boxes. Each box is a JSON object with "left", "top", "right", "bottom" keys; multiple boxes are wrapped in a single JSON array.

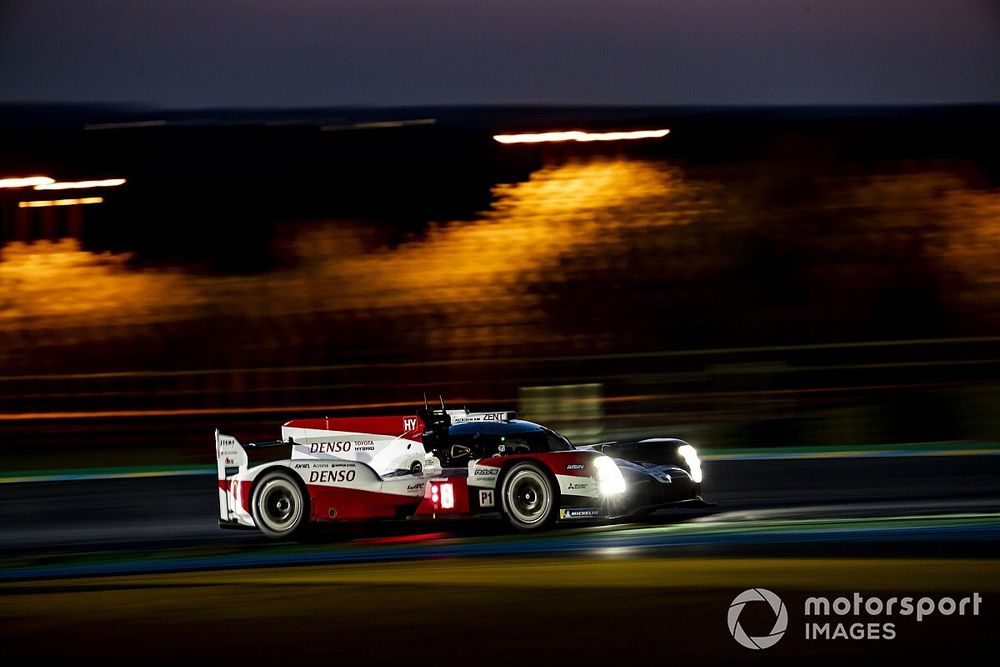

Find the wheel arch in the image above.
[
  {"left": 495, "top": 456, "right": 562, "bottom": 502},
  {"left": 249, "top": 464, "right": 312, "bottom": 522},
  {"left": 495, "top": 457, "right": 564, "bottom": 528}
]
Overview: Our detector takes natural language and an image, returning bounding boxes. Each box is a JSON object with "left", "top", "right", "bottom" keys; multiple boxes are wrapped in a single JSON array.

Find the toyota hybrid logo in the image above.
[{"left": 728, "top": 588, "right": 788, "bottom": 649}]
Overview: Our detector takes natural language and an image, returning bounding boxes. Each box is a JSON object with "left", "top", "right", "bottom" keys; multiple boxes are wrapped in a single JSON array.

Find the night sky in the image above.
[{"left": 0, "top": 0, "right": 998, "bottom": 108}]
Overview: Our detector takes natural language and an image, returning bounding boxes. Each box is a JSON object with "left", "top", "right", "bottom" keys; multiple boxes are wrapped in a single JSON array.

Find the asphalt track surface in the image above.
[
  {"left": 2, "top": 453, "right": 999, "bottom": 556},
  {"left": 2, "top": 452, "right": 999, "bottom": 664}
]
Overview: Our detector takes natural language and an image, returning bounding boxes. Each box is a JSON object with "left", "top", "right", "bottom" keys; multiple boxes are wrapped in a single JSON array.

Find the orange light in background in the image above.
[
  {"left": 18, "top": 197, "right": 104, "bottom": 208},
  {"left": 0, "top": 176, "right": 55, "bottom": 189},
  {"left": 34, "top": 178, "right": 126, "bottom": 191},
  {"left": 493, "top": 129, "right": 670, "bottom": 144}
]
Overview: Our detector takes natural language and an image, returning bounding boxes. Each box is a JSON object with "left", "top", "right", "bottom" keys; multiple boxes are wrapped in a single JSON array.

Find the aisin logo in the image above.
[{"left": 728, "top": 588, "right": 788, "bottom": 650}]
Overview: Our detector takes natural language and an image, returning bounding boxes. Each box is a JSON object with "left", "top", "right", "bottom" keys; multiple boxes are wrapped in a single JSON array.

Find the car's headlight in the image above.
[
  {"left": 594, "top": 455, "right": 626, "bottom": 495},
  {"left": 677, "top": 444, "right": 703, "bottom": 483}
]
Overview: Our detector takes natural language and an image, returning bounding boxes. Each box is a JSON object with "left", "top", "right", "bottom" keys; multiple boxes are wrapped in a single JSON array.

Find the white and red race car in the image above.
[{"left": 216, "top": 407, "right": 705, "bottom": 538}]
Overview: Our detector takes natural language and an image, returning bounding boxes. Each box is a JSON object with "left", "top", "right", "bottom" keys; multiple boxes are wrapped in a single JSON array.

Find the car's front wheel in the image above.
[
  {"left": 500, "top": 462, "right": 556, "bottom": 531},
  {"left": 251, "top": 471, "right": 308, "bottom": 539}
]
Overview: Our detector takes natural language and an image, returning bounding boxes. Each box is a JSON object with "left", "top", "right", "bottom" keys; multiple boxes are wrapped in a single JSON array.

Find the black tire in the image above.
[
  {"left": 500, "top": 462, "right": 557, "bottom": 531},
  {"left": 251, "top": 470, "right": 308, "bottom": 539}
]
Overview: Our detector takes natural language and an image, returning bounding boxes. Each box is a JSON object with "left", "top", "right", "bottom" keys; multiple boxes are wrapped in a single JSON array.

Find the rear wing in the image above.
[
  {"left": 215, "top": 430, "right": 249, "bottom": 524},
  {"left": 215, "top": 429, "right": 247, "bottom": 476}
]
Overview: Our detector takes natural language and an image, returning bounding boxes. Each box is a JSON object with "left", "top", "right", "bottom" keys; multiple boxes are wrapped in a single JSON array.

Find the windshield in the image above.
[
  {"left": 543, "top": 427, "right": 574, "bottom": 451},
  {"left": 449, "top": 427, "right": 573, "bottom": 460}
]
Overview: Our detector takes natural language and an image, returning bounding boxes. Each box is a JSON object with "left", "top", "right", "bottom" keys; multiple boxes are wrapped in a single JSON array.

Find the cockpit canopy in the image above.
[{"left": 437, "top": 419, "right": 573, "bottom": 467}]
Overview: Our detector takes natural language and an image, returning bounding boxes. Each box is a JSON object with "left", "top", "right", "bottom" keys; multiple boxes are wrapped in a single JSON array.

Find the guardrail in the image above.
[{"left": 2, "top": 335, "right": 1000, "bottom": 451}]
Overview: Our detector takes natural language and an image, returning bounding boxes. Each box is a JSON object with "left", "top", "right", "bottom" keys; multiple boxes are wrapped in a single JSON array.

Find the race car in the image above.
[{"left": 216, "top": 405, "right": 706, "bottom": 538}]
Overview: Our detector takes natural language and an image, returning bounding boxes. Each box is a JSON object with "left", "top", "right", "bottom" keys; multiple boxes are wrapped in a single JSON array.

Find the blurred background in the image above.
[
  {"left": 2, "top": 104, "right": 999, "bottom": 469},
  {"left": 3, "top": 3, "right": 1000, "bottom": 662}
]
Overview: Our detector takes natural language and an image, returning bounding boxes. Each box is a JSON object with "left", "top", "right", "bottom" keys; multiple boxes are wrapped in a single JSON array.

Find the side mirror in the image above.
[{"left": 450, "top": 444, "right": 471, "bottom": 459}]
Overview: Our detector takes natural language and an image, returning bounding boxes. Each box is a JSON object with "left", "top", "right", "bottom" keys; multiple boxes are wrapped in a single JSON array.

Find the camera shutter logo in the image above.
[{"left": 728, "top": 588, "right": 788, "bottom": 649}]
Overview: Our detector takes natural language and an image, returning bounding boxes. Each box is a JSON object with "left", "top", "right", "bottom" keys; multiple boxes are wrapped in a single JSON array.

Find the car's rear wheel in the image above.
[
  {"left": 251, "top": 471, "right": 307, "bottom": 539},
  {"left": 500, "top": 462, "right": 556, "bottom": 531}
]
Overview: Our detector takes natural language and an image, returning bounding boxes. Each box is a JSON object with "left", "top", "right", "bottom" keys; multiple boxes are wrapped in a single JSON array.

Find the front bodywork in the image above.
[
  {"left": 583, "top": 438, "right": 705, "bottom": 515},
  {"left": 580, "top": 438, "right": 706, "bottom": 515}
]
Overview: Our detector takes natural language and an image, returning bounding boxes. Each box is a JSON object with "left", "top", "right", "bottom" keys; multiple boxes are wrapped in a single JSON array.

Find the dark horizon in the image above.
[
  {"left": 3, "top": 100, "right": 999, "bottom": 133},
  {"left": 1, "top": 1, "right": 998, "bottom": 108}
]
